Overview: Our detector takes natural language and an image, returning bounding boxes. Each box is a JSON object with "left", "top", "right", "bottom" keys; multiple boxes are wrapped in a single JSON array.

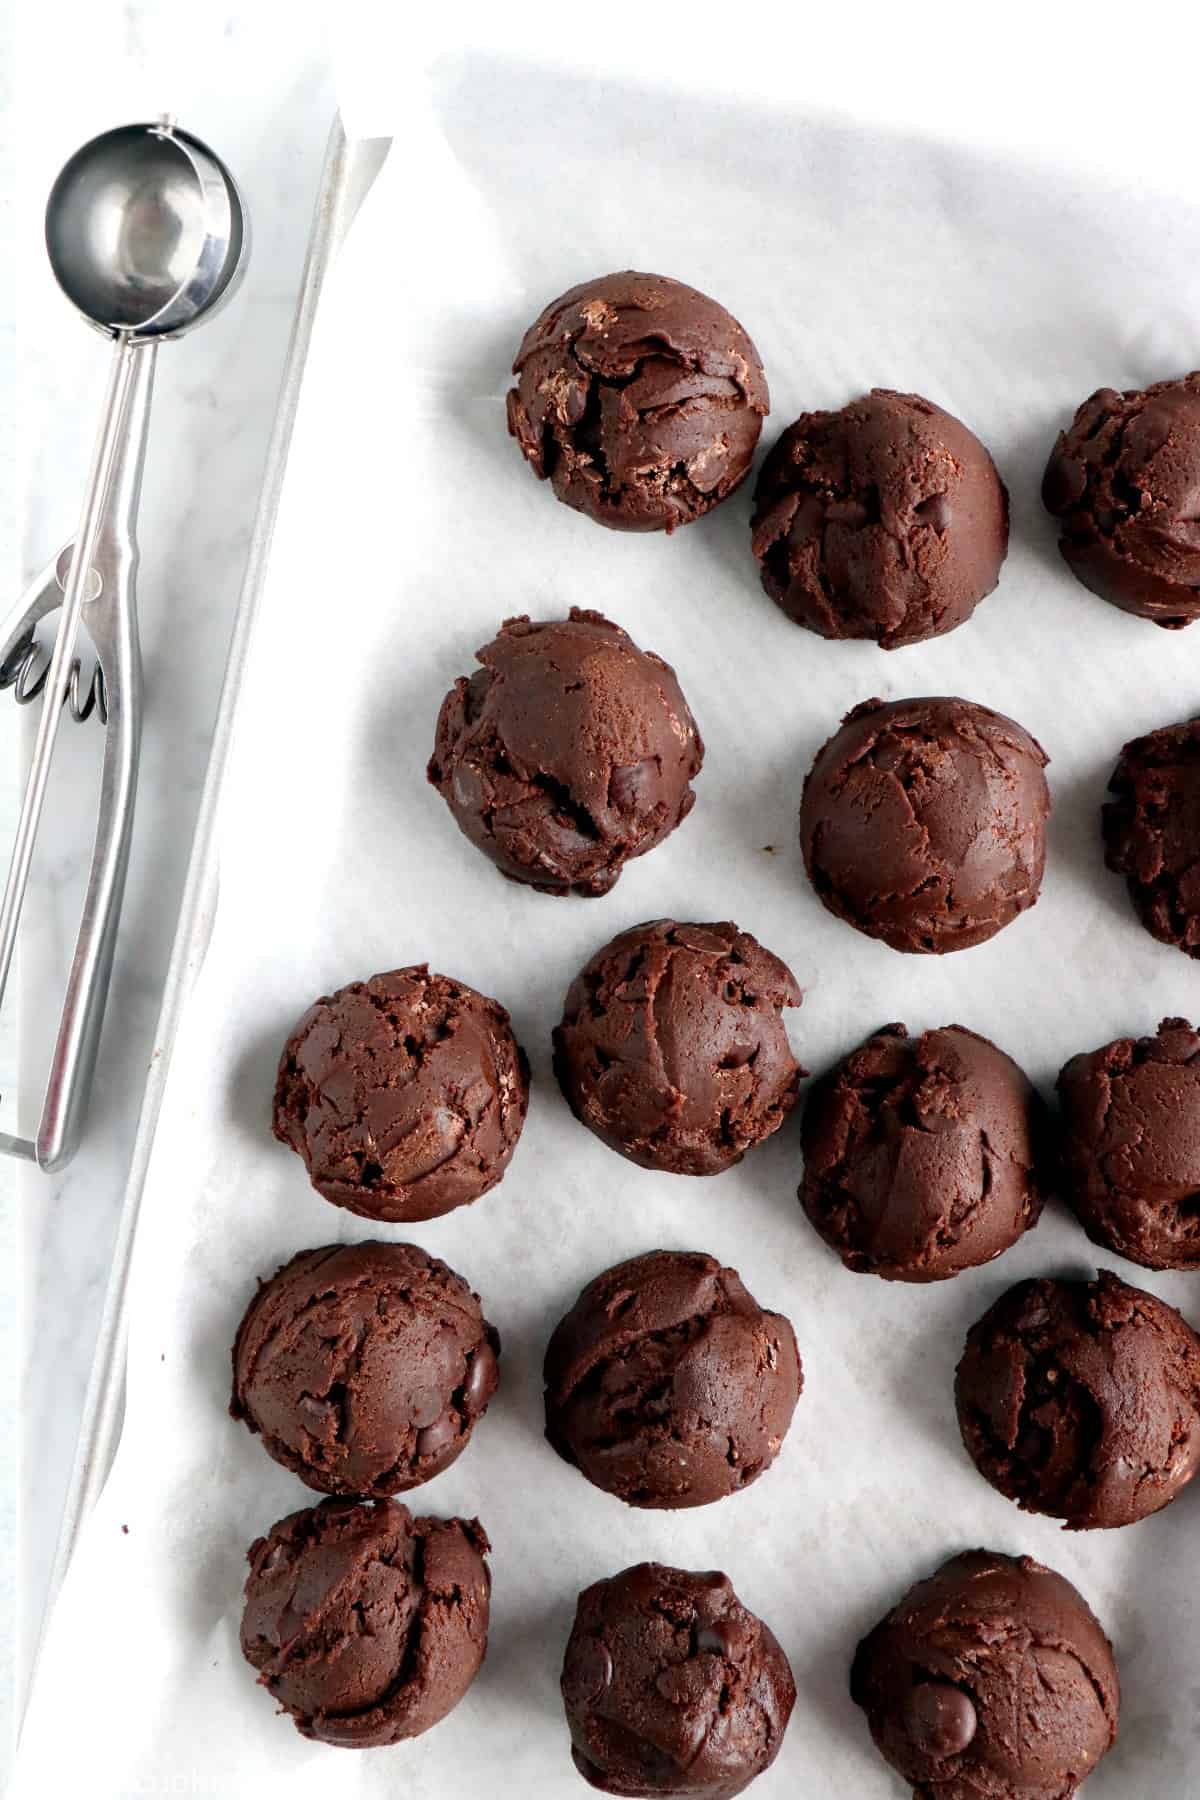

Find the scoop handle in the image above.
[{"left": 0, "top": 337, "right": 154, "bottom": 1167}]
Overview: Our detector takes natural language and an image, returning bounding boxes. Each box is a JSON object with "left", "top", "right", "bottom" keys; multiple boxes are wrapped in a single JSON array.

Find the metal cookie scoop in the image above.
[{"left": 0, "top": 118, "right": 247, "bottom": 1169}]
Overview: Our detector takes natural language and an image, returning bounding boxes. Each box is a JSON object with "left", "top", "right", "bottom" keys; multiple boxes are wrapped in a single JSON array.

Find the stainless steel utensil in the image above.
[{"left": 0, "top": 116, "right": 247, "bottom": 1170}]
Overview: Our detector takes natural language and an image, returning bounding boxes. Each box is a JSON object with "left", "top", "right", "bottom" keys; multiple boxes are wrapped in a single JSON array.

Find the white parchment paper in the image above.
[{"left": 18, "top": 30, "right": 1200, "bottom": 1799}]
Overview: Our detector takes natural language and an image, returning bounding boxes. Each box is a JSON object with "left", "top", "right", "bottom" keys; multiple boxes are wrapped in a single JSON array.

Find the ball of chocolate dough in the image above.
[
  {"left": 553, "top": 920, "right": 804, "bottom": 1176},
  {"left": 1043, "top": 373, "right": 1200, "bottom": 628},
  {"left": 506, "top": 271, "right": 768, "bottom": 532},
  {"left": 851, "top": 1550, "right": 1119, "bottom": 1800},
  {"left": 1102, "top": 715, "right": 1200, "bottom": 957},
  {"left": 272, "top": 966, "right": 529, "bottom": 1223},
  {"left": 562, "top": 1563, "right": 796, "bottom": 1797},
  {"left": 751, "top": 390, "right": 1009, "bottom": 648},
  {"left": 231, "top": 1242, "right": 500, "bottom": 1497},
  {"left": 800, "top": 1024, "right": 1044, "bottom": 1282},
  {"left": 956, "top": 1269, "right": 1200, "bottom": 1530},
  {"left": 428, "top": 609, "right": 703, "bottom": 898},
  {"left": 800, "top": 696, "right": 1050, "bottom": 954},
  {"left": 1057, "top": 1017, "right": 1200, "bottom": 1269},
  {"left": 544, "top": 1250, "right": 801, "bottom": 1509},
  {"left": 240, "top": 1498, "right": 490, "bottom": 1747}
]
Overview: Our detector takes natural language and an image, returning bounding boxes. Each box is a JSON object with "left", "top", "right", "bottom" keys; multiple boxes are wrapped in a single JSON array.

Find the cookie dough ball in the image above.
[
  {"left": 428, "top": 609, "right": 703, "bottom": 897},
  {"left": 240, "top": 1498, "right": 490, "bottom": 1747},
  {"left": 544, "top": 1251, "right": 801, "bottom": 1509},
  {"left": 800, "top": 696, "right": 1050, "bottom": 954},
  {"left": 800, "top": 1024, "right": 1044, "bottom": 1282},
  {"left": 506, "top": 271, "right": 768, "bottom": 532},
  {"left": 272, "top": 966, "right": 529, "bottom": 1223},
  {"left": 231, "top": 1242, "right": 500, "bottom": 1497},
  {"left": 956, "top": 1270, "right": 1200, "bottom": 1529},
  {"left": 553, "top": 920, "right": 804, "bottom": 1175},
  {"left": 1103, "top": 716, "right": 1200, "bottom": 956},
  {"left": 751, "top": 390, "right": 1008, "bottom": 648},
  {"left": 851, "top": 1550, "right": 1119, "bottom": 1800},
  {"left": 562, "top": 1563, "right": 795, "bottom": 1797},
  {"left": 1043, "top": 373, "right": 1200, "bottom": 628},
  {"left": 1057, "top": 1017, "right": 1200, "bottom": 1269}
]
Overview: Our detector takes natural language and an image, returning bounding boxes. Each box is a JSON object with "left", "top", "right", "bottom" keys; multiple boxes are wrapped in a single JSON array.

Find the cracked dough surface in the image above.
[
  {"left": 543, "top": 1249, "right": 801, "bottom": 1509},
  {"left": 956, "top": 1269, "right": 1200, "bottom": 1530},
  {"left": 272, "top": 965, "right": 529, "bottom": 1222},
  {"left": 799, "top": 695, "right": 1050, "bottom": 954},
  {"left": 851, "top": 1549, "right": 1119, "bottom": 1800},
  {"left": 800, "top": 1022, "right": 1044, "bottom": 1282},
  {"left": 428, "top": 608, "right": 703, "bottom": 897},
  {"left": 561, "top": 1562, "right": 795, "bottom": 1797},
  {"left": 506, "top": 270, "right": 768, "bottom": 532},
  {"left": 240, "top": 1498, "right": 490, "bottom": 1747},
  {"left": 751, "top": 389, "right": 1008, "bottom": 648},
  {"left": 553, "top": 919, "right": 804, "bottom": 1175},
  {"left": 231, "top": 1240, "right": 500, "bottom": 1497},
  {"left": 1056, "top": 1016, "right": 1200, "bottom": 1269},
  {"left": 1102, "top": 715, "right": 1200, "bottom": 957},
  {"left": 1042, "top": 372, "right": 1200, "bottom": 628}
]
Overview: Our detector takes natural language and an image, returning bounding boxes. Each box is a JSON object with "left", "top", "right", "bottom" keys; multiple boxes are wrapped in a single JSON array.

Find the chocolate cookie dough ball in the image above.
[
  {"left": 428, "top": 610, "right": 703, "bottom": 898},
  {"left": 800, "top": 696, "right": 1050, "bottom": 954},
  {"left": 1103, "top": 716, "right": 1200, "bottom": 956},
  {"left": 956, "top": 1270, "right": 1200, "bottom": 1529},
  {"left": 1057, "top": 1017, "right": 1200, "bottom": 1269},
  {"left": 751, "top": 390, "right": 1008, "bottom": 648},
  {"left": 231, "top": 1242, "right": 500, "bottom": 1497},
  {"left": 273, "top": 967, "right": 528, "bottom": 1224},
  {"left": 562, "top": 1563, "right": 795, "bottom": 1797},
  {"left": 506, "top": 271, "right": 768, "bottom": 532},
  {"left": 553, "top": 920, "right": 804, "bottom": 1175},
  {"left": 240, "top": 1498, "right": 490, "bottom": 1747},
  {"left": 851, "top": 1550, "right": 1119, "bottom": 1800},
  {"left": 800, "top": 1024, "right": 1044, "bottom": 1282},
  {"left": 544, "top": 1251, "right": 801, "bottom": 1509},
  {"left": 1043, "top": 373, "right": 1200, "bottom": 627}
]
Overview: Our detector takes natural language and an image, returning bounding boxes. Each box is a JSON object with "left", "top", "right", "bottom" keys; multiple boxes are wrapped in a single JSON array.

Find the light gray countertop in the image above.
[{"left": 7, "top": 2, "right": 333, "bottom": 1752}]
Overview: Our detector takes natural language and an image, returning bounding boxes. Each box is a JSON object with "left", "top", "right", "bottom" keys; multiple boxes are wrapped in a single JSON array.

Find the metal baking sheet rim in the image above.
[{"left": 19, "top": 117, "right": 394, "bottom": 1732}]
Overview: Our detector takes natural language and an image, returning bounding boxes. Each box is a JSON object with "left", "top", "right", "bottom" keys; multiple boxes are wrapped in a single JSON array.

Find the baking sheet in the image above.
[{"left": 17, "top": 37, "right": 1200, "bottom": 1800}]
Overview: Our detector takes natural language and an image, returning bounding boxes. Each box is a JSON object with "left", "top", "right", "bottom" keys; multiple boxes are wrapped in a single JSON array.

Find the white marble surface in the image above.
[{"left": 7, "top": 0, "right": 333, "bottom": 1757}]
